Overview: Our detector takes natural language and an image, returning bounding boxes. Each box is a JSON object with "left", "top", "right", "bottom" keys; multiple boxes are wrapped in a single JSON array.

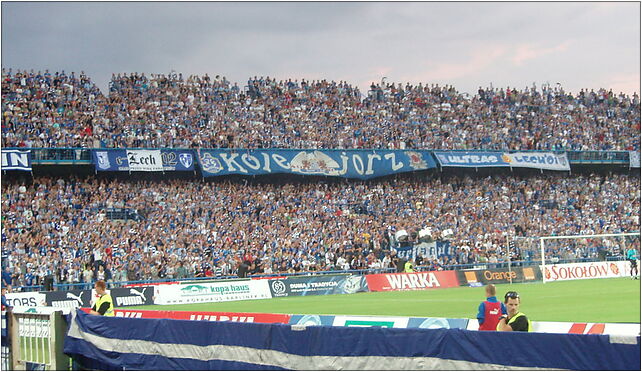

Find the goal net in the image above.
[{"left": 511, "top": 232, "right": 640, "bottom": 283}]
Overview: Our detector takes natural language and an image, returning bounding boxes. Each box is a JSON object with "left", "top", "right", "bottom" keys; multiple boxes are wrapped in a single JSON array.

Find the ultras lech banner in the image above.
[
  {"left": 433, "top": 151, "right": 570, "bottom": 171},
  {"left": 457, "top": 266, "right": 542, "bottom": 286},
  {"left": 198, "top": 149, "right": 436, "bottom": 179},
  {"left": 92, "top": 149, "right": 196, "bottom": 172},
  {"left": 44, "top": 289, "right": 92, "bottom": 308},
  {"left": 268, "top": 275, "right": 369, "bottom": 297}
]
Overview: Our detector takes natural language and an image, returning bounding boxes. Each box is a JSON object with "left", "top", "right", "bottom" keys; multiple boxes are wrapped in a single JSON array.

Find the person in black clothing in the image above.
[{"left": 497, "top": 291, "right": 531, "bottom": 332}]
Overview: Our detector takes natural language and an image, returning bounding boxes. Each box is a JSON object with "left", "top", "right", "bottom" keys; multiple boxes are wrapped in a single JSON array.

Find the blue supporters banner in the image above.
[
  {"left": 396, "top": 241, "right": 452, "bottom": 260},
  {"left": 434, "top": 151, "right": 507, "bottom": 168},
  {"left": 92, "top": 149, "right": 196, "bottom": 172},
  {"left": 64, "top": 309, "right": 640, "bottom": 370},
  {"left": 268, "top": 275, "right": 368, "bottom": 298},
  {"left": 503, "top": 152, "right": 570, "bottom": 171},
  {"left": 198, "top": 149, "right": 435, "bottom": 179},
  {"left": 434, "top": 151, "right": 570, "bottom": 171},
  {"left": 1, "top": 149, "right": 32, "bottom": 171}
]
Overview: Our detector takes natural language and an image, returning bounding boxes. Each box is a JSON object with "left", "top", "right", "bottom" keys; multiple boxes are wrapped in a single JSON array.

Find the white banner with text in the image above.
[{"left": 154, "top": 280, "right": 272, "bottom": 305}]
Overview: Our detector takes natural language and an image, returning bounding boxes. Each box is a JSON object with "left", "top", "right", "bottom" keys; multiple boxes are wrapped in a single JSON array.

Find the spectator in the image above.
[
  {"left": 2, "top": 267, "right": 12, "bottom": 288},
  {"left": 82, "top": 264, "right": 94, "bottom": 289},
  {"left": 175, "top": 261, "right": 188, "bottom": 279},
  {"left": 1, "top": 286, "right": 12, "bottom": 311}
]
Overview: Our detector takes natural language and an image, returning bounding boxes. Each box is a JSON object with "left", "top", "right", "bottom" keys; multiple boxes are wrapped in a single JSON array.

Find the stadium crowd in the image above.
[
  {"left": 1, "top": 173, "right": 639, "bottom": 290},
  {"left": 2, "top": 69, "right": 640, "bottom": 151},
  {"left": 2, "top": 69, "right": 639, "bottom": 291}
]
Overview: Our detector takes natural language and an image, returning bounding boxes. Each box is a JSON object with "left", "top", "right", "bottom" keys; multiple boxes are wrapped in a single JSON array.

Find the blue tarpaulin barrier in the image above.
[{"left": 64, "top": 309, "right": 640, "bottom": 370}]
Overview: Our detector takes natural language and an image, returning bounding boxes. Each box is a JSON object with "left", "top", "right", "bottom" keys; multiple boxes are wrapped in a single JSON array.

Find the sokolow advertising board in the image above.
[
  {"left": 92, "top": 149, "right": 196, "bottom": 172},
  {"left": 44, "top": 289, "right": 92, "bottom": 308},
  {"left": 268, "top": 275, "right": 368, "bottom": 297},
  {"left": 198, "top": 149, "right": 436, "bottom": 179},
  {"left": 366, "top": 271, "right": 460, "bottom": 291},
  {"left": 541, "top": 261, "right": 629, "bottom": 282},
  {"left": 1, "top": 149, "right": 32, "bottom": 171},
  {"left": 289, "top": 314, "right": 469, "bottom": 330},
  {"left": 433, "top": 151, "right": 570, "bottom": 171},
  {"left": 154, "top": 280, "right": 271, "bottom": 305},
  {"left": 457, "top": 266, "right": 542, "bottom": 286}
]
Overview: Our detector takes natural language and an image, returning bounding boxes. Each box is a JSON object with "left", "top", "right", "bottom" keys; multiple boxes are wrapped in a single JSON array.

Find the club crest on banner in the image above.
[
  {"left": 290, "top": 151, "right": 341, "bottom": 175},
  {"left": 179, "top": 153, "right": 193, "bottom": 169},
  {"left": 405, "top": 151, "right": 428, "bottom": 169},
  {"left": 200, "top": 152, "right": 223, "bottom": 174},
  {"left": 96, "top": 151, "right": 111, "bottom": 169}
]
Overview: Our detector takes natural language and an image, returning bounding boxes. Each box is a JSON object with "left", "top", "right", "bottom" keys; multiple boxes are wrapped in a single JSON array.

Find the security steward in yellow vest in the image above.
[
  {"left": 89, "top": 280, "right": 114, "bottom": 317},
  {"left": 404, "top": 260, "right": 415, "bottom": 273},
  {"left": 497, "top": 291, "right": 532, "bottom": 332}
]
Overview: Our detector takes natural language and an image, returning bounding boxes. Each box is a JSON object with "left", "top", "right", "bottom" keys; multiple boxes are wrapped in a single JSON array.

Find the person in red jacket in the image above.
[{"left": 477, "top": 284, "right": 507, "bottom": 331}]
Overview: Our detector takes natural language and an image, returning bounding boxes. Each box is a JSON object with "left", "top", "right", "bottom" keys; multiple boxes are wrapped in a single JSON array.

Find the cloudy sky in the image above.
[{"left": 2, "top": 1, "right": 640, "bottom": 97}]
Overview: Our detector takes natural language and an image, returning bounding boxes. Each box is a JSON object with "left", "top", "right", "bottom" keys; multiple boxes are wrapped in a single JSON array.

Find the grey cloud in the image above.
[{"left": 1, "top": 2, "right": 639, "bottom": 95}]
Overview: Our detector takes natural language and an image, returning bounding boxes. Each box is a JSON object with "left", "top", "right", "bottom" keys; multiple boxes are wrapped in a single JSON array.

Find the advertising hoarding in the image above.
[
  {"left": 110, "top": 309, "right": 290, "bottom": 324},
  {"left": 5, "top": 292, "right": 47, "bottom": 307},
  {"left": 457, "top": 266, "right": 542, "bottom": 285},
  {"left": 44, "top": 289, "right": 92, "bottom": 308},
  {"left": 154, "top": 280, "right": 271, "bottom": 304},
  {"left": 541, "top": 261, "right": 629, "bottom": 282},
  {"left": 365, "top": 271, "right": 460, "bottom": 291},
  {"left": 268, "top": 275, "right": 368, "bottom": 297}
]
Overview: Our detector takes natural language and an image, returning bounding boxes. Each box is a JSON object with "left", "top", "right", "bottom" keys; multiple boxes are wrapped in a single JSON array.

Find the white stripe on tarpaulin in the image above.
[
  {"left": 609, "top": 335, "right": 639, "bottom": 345},
  {"left": 66, "top": 312, "right": 558, "bottom": 370}
]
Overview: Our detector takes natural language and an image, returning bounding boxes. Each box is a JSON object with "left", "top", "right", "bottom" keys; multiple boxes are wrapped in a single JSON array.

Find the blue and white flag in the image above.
[
  {"left": 434, "top": 151, "right": 570, "bottom": 171},
  {"left": 1, "top": 149, "right": 32, "bottom": 171},
  {"left": 198, "top": 149, "right": 435, "bottom": 179},
  {"left": 64, "top": 309, "right": 640, "bottom": 370},
  {"left": 503, "top": 152, "right": 570, "bottom": 171},
  {"left": 92, "top": 149, "right": 196, "bottom": 172},
  {"left": 433, "top": 151, "right": 507, "bottom": 168}
]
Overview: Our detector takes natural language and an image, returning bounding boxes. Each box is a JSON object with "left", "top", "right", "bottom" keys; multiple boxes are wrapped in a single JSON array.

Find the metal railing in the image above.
[
  {"left": 4, "top": 147, "right": 634, "bottom": 166},
  {"left": 8, "top": 310, "right": 70, "bottom": 370},
  {"left": 28, "top": 148, "right": 92, "bottom": 164},
  {"left": 566, "top": 150, "right": 629, "bottom": 164}
]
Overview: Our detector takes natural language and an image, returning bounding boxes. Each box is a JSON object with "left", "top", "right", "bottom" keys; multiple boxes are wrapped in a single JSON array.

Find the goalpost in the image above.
[
  {"left": 511, "top": 232, "right": 641, "bottom": 283},
  {"left": 538, "top": 232, "right": 640, "bottom": 283}
]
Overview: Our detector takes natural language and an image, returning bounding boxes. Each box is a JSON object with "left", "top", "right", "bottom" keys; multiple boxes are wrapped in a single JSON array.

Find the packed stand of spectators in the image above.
[
  {"left": 1, "top": 173, "right": 639, "bottom": 290},
  {"left": 2, "top": 69, "right": 103, "bottom": 148},
  {"left": 3, "top": 69, "right": 640, "bottom": 150}
]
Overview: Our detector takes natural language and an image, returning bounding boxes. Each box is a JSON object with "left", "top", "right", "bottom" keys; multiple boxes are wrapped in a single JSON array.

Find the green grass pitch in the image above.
[{"left": 131, "top": 277, "right": 640, "bottom": 323}]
